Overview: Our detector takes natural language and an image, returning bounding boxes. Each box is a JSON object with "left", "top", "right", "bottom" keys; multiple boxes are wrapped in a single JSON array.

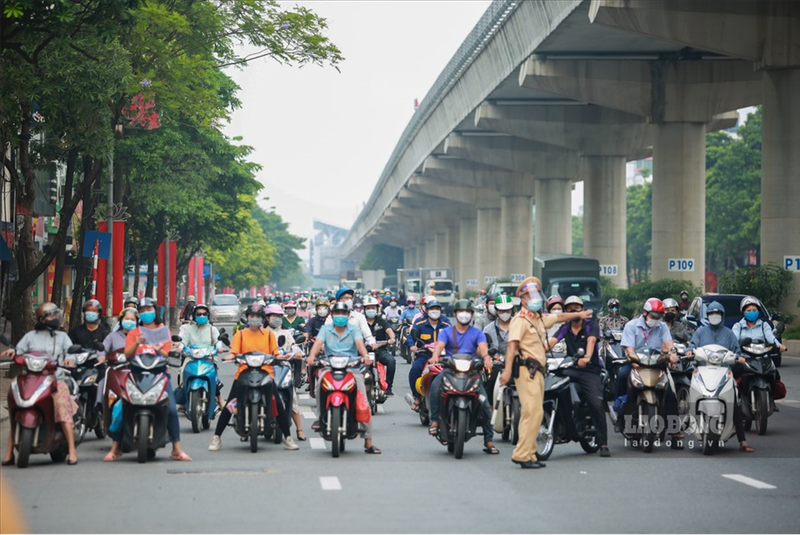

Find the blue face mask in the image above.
[
  {"left": 84, "top": 311, "right": 99, "bottom": 323},
  {"left": 195, "top": 316, "right": 209, "bottom": 326},
  {"left": 527, "top": 298, "right": 543, "bottom": 312},
  {"left": 333, "top": 315, "right": 349, "bottom": 327},
  {"left": 743, "top": 310, "right": 759, "bottom": 322},
  {"left": 140, "top": 311, "right": 156, "bottom": 324},
  {"left": 121, "top": 319, "right": 137, "bottom": 331}
]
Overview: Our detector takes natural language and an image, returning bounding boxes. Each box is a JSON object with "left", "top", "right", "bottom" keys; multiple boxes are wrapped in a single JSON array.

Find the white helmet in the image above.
[{"left": 362, "top": 296, "right": 380, "bottom": 307}]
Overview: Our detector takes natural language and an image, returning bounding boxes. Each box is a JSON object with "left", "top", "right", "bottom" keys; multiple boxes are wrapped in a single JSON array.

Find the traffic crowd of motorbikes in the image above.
[{"left": 0, "top": 283, "right": 790, "bottom": 470}]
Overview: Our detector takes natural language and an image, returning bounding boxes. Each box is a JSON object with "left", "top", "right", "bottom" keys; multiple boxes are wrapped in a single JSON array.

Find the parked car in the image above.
[
  {"left": 210, "top": 294, "right": 241, "bottom": 324},
  {"left": 684, "top": 294, "right": 785, "bottom": 366}
]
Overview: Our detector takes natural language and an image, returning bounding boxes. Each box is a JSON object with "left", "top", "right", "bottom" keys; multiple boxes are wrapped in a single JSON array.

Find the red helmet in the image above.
[
  {"left": 643, "top": 297, "right": 665, "bottom": 318},
  {"left": 285, "top": 301, "right": 297, "bottom": 308}
]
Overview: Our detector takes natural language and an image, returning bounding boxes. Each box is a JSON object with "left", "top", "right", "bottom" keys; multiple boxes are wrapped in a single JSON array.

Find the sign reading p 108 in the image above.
[
  {"left": 668, "top": 259, "right": 695, "bottom": 272},
  {"left": 785, "top": 256, "right": 800, "bottom": 272},
  {"left": 599, "top": 265, "right": 618, "bottom": 276}
]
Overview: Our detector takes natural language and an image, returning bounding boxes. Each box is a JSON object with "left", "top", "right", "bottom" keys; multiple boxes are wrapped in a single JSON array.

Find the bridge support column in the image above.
[
  {"left": 500, "top": 195, "right": 533, "bottom": 278},
  {"left": 535, "top": 178, "right": 572, "bottom": 256},
  {"left": 651, "top": 122, "right": 706, "bottom": 287},
  {"left": 583, "top": 156, "right": 628, "bottom": 288},
  {"left": 434, "top": 232, "right": 448, "bottom": 266},
  {"left": 477, "top": 207, "right": 501, "bottom": 288},
  {"left": 762, "top": 68, "right": 800, "bottom": 311},
  {"left": 425, "top": 238, "right": 436, "bottom": 268},
  {"left": 459, "top": 216, "right": 478, "bottom": 296},
  {"left": 403, "top": 247, "right": 416, "bottom": 269},
  {"left": 447, "top": 226, "right": 460, "bottom": 284},
  {"left": 416, "top": 240, "right": 427, "bottom": 267}
]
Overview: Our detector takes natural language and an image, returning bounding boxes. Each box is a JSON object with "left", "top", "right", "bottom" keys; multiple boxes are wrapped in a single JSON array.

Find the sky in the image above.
[{"left": 224, "top": 1, "right": 492, "bottom": 260}]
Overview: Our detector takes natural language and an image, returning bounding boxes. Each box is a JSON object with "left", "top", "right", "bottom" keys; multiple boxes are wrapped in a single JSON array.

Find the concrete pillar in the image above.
[
  {"left": 416, "top": 240, "right": 426, "bottom": 268},
  {"left": 403, "top": 247, "right": 415, "bottom": 269},
  {"left": 535, "top": 178, "right": 572, "bottom": 256},
  {"left": 434, "top": 232, "right": 447, "bottom": 266},
  {"left": 447, "top": 226, "right": 460, "bottom": 285},
  {"left": 425, "top": 238, "right": 436, "bottom": 268},
  {"left": 500, "top": 195, "right": 533, "bottom": 278},
  {"left": 459, "top": 216, "right": 478, "bottom": 295},
  {"left": 762, "top": 68, "right": 800, "bottom": 311},
  {"left": 651, "top": 122, "right": 706, "bottom": 287},
  {"left": 477, "top": 207, "right": 501, "bottom": 288},
  {"left": 583, "top": 156, "right": 628, "bottom": 288}
]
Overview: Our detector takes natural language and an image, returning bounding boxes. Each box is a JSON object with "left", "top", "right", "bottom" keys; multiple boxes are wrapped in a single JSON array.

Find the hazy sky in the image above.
[{"left": 224, "top": 1, "right": 492, "bottom": 259}]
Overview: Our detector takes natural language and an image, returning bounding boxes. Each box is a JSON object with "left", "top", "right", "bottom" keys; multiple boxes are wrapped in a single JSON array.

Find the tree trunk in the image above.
[
  {"left": 145, "top": 240, "right": 157, "bottom": 298},
  {"left": 69, "top": 158, "right": 96, "bottom": 331},
  {"left": 50, "top": 148, "right": 78, "bottom": 308}
]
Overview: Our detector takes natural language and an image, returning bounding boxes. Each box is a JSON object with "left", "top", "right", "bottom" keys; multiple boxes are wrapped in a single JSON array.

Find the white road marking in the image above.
[
  {"left": 778, "top": 399, "right": 800, "bottom": 406},
  {"left": 298, "top": 393, "right": 310, "bottom": 400},
  {"left": 319, "top": 476, "right": 341, "bottom": 490},
  {"left": 722, "top": 474, "right": 777, "bottom": 489},
  {"left": 302, "top": 411, "right": 316, "bottom": 419},
  {"left": 377, "top": 405, "right": 385, "bottom": 414},
  {"left": 309, "top": 438, "right": 327, "bottom": 450}
]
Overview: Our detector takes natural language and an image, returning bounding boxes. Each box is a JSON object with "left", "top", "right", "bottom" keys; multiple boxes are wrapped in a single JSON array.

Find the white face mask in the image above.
[
  {"left": 645, "top": 317, "right": 660, "bottom": 328},
  {"left": 708, "top": 313, "right": 723, "bottom": 326},
  {"left": 317, "top": 307, "right": 329, "bottom": 317},
  {"left": 456, "top": 312, "right": 472, "bottom": 325},
  {"left": 427, "top": 309, "right": 441, "bottom": 320},
  {"left": 488, "top": 304, "right": 496, "bottom": 315},
  {"left": 498, "top": 312, "right": 512, "bottom": 322},
  {"left": 365, "top": 309, "right": 377, "bottom": 319}
]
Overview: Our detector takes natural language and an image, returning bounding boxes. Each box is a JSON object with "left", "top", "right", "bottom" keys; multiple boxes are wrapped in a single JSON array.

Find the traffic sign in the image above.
[
  {"left": 484, "top": 276, "right": 498, "bottom": 284},
  {"left": 466, "top": 279, "right": 478, "bottom": 287},
  {"left": 599, "top": 265, "right": 618, "bottom": 276},
  {"left": 510, "top": 273, "right": 525, "bottom": 282},
  {"left": 668, "top": 259, "right": 695, "bottom": 272},
  {"left": 785, "top": 256, "right": 800, "bottom": 272}
]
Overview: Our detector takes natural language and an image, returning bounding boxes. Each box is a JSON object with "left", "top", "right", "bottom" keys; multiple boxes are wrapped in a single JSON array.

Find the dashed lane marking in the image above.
[
  {"left": 302, "top": 411, "right": 316, "bottom": 419},
  {"left": 722, "top": 474, "right": 777, "bottom": 489},
  {"left": 319, "top": 476, "right": 341, "bottom": 490},
  {"left": 377, "top": 405, "right": 385, "bottom": 414},
  {"left": 309, "top": 438, "right": 327, "bottom": 450},
  {"left": 298, "top": 393, "right": 310, "bottom": 400}
]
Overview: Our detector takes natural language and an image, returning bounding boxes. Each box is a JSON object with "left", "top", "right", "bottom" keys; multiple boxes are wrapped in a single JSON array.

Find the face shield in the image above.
[{"left": 520, "top": 282, "right": 548, "bottom": 313}]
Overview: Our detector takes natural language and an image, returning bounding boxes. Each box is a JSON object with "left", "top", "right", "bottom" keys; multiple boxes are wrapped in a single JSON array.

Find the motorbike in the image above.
[
  {"left": 316, "top": 354, "right": 364, "bottom": 458},
  {"left": 117, "top": 345, "right": 179, "bottom": 463},
  {"left": 3, "top": 336, "right": 76, "bottom": 468},
  {"left": 290, "top": 331, "right": 307, "bottom": 389},
  {"left": 431, "top": 354, "right": 486, "bottom": 459},
  {"left": 686, "top": 344, "right": 738, "bottom": 455},
  {"left": 398, "top": 322, "right": 412, "bottom": 364},
  {"left": 536, "top": 349, "right": 600, "bottom": 461},
  {"left": 600, "top": 329, "right": 625, "bottom": 404},
  {"left": 739, "top": 337, "right": 778, "bottom": 435},
  {"left": 180, "top": 343, "right": 223, "bottom": 434},
  {"left": 620, "top": 349, "right": 670, "bottom": 453},
  {"left": 364, "top": 341, "right": 392, "bottom": 414},
  {"left": 385, "top": 316, "right": 401, "bottom": 356},
  {"left": 69, "top": 345, "right": 106, "bottom": 444},
  {"left": 488, "top": 348, "right": 520, "bottom": 445},
  {"left": 268, "top": 340, "right": 296, "bottom": 445},
  {"left": 231, "top": 350, "right": 276, "bottom": 453},
  {"left": 669, "top": 342, "right": 695, "bottom": 418}
]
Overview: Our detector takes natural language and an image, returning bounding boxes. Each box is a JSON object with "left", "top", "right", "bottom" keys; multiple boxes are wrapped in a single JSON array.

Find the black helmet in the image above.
[
  {"left": 193, "top": 304, "right": 210, "bottom": 318},
  {"left": 486, "top": 292, "right": 499, "bottom": 302},
  {"left": 330, "top": 301, "right": 349, "bottom": 314},
  {"left": 82, "top": 299, "right": 103, "bottom": 314},
  {"left": 124, "top": 296, "right": 139, "bottom": 308},
  {"left": 138, "top": 297, "right": 156, "bottom": 310},
  {"left": 453, "top": 299, "right": 474, "bottom": 312},
  {"left": 245, "top": 303, "right": 266, "bottom": 317}
]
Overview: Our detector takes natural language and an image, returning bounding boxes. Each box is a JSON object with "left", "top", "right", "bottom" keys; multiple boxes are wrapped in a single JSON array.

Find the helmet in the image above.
[
  {"left": 419, "top": 296, "right": 428, "bottom": 307},
  {"left": 35, "top": 302, "right": 59, "bottom": 319},
  {"left": 124, "top": 296, "right": 139, "bottom": 308},
  {"left": 245, "top": 303, "right": 266, "bottom": 317},
  {"left": 662, "top": 298, "right": 679, "bottom": 309},
  {"left": 330, "top": 301, "right": 349, "bottom": 314},
  {"left": 285, "top": 300, "right": 297, "bottom": 308},
  {"left": 486, "top": 292, "right": 499, "bottom": 302},
  {"left": 453, "top": 299, "right": 473, "bottom": 312},
  {"left": 187, "top": 295, "right": 196, "bottom": 303},
  {"left": 314, "top": 298, "right": 330, "bottom": 307},
  {"left": 256, "top": 293, "right": 262, "bottom": 299},
  {"left": 192, "top": 304, "right": 209, "bottom": 318},
  {"left": 138, "top": 297, "right": 156, "bottom": 309},
  {"left": 298, "top": 297, "right": 308, "bottom": 303},
  {"left": 607, "top": 298, "right": 620, "bottom": 309},
  {"left": 82, "top": 299, "right": 103, "bottom": 314},
  {"left": 643, "top": 298, "right": 665, "bottom": 318},
  {"left": 119, "top": 307, "right": 138, "bottom": 321},
  {"left": 546, "top": 296, "right": 564, "bottom": 311},
  {"left": 283, "top": 296, "right": 290, "bottom": 302},
  {"left": 478, "top": 289, "right": 487, "bottom": 295},
  {"left": 494, "top": 295, "right": 514, "bottom": 311},
  {"left": 362, "top": 296, "right": 380, "bottom": 307},
  {"left": 335, "top": 288, "right": 354, "bottom": 300},
  {"left": 265, "top": 304, "right": 284, "bottom": 316},
  {"left": 680, "top": 290, "right": 690, "bottom": 298},
  {"left": 564, "top": 296, "right": 584, "bottom": 308},
  {"left": 740, "top": 296, "right": 760, "bottom": 312},
  {"left": 425, "top": 299, "right": 441, "bottom": 309},
  {"left": 406, "top": 296, "right": 417, "bottom": 304}
]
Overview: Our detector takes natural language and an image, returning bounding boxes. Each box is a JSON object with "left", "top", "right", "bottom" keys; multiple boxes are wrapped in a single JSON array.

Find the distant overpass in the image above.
[{"left": 342, "top": 0, "right": 800, "bottom": 309}]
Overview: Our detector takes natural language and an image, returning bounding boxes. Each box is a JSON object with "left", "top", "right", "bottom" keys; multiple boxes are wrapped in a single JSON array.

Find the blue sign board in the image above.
[
  {"left": 82, "top": 231, "right": 111, "bottom": 259},
  {"left": 203, "top": 263, "right": 212, "bottom": 278}
]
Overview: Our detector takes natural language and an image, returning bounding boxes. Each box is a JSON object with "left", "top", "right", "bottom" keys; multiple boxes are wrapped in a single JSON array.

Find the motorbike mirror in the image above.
[
  {"left": 740, "top": 337, "right": 752, "bottom": 348},
  {"left": 686, "top": 314, "right": 697, "bottom": 326},
  {"left": 277, "top": 335, "right": 286, "bottom": 347},
  {"left": 67, "top": 344, "right": 83, "bottom": 354},
  {"left": 94, "top": 341, "right": 105, "bottom": 352},
  {"left": 0, "top": 334, "right": 10, "bottom": 346},
  {"left": 293, "top": 333, "right": 306, "bottom": 344},
  {"left": 770, "top": 313, "right": 781, "bottom": 322},
  {"left": 219, "top": 328, "right": 227, "bottom": 334},
  {"left": 171, "top": 335, "right": 182, "bottom": 343}
]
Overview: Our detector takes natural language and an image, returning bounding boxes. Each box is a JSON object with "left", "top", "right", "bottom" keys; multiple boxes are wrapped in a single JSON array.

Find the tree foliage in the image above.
[
  {"left": 718, "top": 263, "right": 794, "bottom": 312},
  {"left": 602, "top": 276, "right": 702, "bottom": 319},
  {"left": 206, "top": 215, "right": 275, "bottom": 289},
  {"left": 626, "top": 182, "right": 652, "bottom": 283},
  {"left": 572, "top": 215, "right": 583, "bottom": 256},
  {"left": 361, "top": 244, "right": 403, "bottom": 273},
  {"left": 251, "top": 205, "right": 305, "bottom": 286}
]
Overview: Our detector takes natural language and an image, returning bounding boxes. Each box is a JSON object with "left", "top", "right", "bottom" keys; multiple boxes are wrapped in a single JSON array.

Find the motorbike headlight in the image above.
[
  {"left": 245, "top": 354, "right": 266, "bottom": 367},
  {"left": 552, "top": 341, "right": 566, "bottom": 354},
  {"left": 708, "top": 351, "right": 725, "bottom": 365},
  {"left": 454, "top": 359, "right": 471, "bottom": 373},
  {"left": 329, "top": 356, "right": 349, "bottom": 369},
  {"left": 629, "top": 369, "right": 644, "bottom": 389},
  {"left": 280, "top": 373, "right": 293, "bottom": 389},
  {"left": 612, "top": 331, "right": 623, "bottom": 342},
  {"left": 125, "top": 380, "right": 144, "bottom": 404},
  {"left": 24, "top": 355, "right": 48, "bottom": 373},
  {"left": 192, "top": 347, "right": 210, "bottom": 359},
  {"left": 656, "top": 372, "right": 669, "bottom": 389},
  {"left": 75, "top": 353, "right": 89, "bottom": 366}
]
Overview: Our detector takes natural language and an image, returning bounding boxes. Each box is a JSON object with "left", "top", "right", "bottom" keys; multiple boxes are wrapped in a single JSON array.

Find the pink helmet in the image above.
[{"left": 265, "top": 304, "right": 284, "bottom": 316}]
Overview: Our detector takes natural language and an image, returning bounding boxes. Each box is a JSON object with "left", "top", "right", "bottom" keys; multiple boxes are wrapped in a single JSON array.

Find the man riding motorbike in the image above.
[
  {"left": 599, "top": 298, "right": 629, "bottom": 332},
  {"left": 383, "top": 298, "right": 402, "bottom": 321},
  {"left": 69, "top": 299, "right": 110, "bottom": 351},
  {"left": 483, "top": 294, "right": 515, "bottom": 401},
  {"left": 363, "top": 296, "right": 397, "bottom": 396},
  {"left": 406, "top": 299, "right": 450, "bottom": 413},
  {"left": 663, "top": 298, "right": 691, "bottom": 343},
  {"left": 473, "top": 292, "right": 499, "bottom": 331}
]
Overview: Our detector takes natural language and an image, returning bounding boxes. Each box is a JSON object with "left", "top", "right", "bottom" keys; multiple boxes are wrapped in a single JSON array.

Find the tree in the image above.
[
  {"left": 206, "top": 215, "right": 275, "bottom": 289},
  {"left": 251, "top": 205, "right": 305, "bottom": 286},
  {"left": 361, "top": 244, "right": 404, "bottom": 273},
  {"left": 572, "top": 215, "right": 583, "bottom": 256},
  {"left": 718, "top": 263, "right": 793, "bottom": 312},
  {"left": 626, "top": 182, "right": 652, "bottom": 284}
]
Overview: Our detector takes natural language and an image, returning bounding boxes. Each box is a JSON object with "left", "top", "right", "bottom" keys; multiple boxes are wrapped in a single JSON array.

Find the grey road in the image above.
[{"left": 2, "top": 352, "right": 799, "bottom": 533}]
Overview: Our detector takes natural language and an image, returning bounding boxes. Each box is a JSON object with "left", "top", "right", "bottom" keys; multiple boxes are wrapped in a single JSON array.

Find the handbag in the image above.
[{"left": 355, "top": 390, "right": 371, "bottom": 423}]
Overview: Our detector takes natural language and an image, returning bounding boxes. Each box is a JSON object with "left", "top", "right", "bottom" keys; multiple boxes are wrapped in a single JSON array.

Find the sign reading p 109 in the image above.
[
  {"left": 785, "top": 256, "right": 800, "bottom": 272},
  {"left": 668, "top": 259, "right": 695, "bottom": 272}
]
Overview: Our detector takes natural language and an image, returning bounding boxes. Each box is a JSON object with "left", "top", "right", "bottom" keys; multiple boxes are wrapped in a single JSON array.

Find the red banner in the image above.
[
  {"left": 97, "top": 222, "right": 108, "bottom": 312},
  {"left": 188, "top": 257, "right": 196, "bottom": 300},
  {"left": 157, "top": 243, "right": 165, "bottom": 305},
  {"left": 169, "top": 241, "right": 177, "bottom": 307},
  {"left": 196, "top": 257, "right": 204, "bottom": 304},
  {"left": 112, "top": 221, "right": 125, "bottom": 316}
]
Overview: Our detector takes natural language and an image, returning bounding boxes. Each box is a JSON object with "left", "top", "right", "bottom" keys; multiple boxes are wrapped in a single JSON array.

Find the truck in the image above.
[
  {"left": 397, "top": 268, "right": 422, "bottom": 303},
  {"left": 532, "top": 254, "right": 603, "bottom": 315},
  {"left": 420, "top": 267, "right": 455, "bottom": 314},
  {"left": 339, "top": 270, "right": 364, "bottom": 292}
]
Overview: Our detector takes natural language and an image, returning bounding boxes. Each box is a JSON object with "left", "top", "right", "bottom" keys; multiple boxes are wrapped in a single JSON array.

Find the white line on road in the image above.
[
  {"left": 722, "top": 474, "right": 777, "bottom": 489},
  {"left": 302, "top": 411, "right": 316, "bottom": 419},
  {"left": 298, "top": 393, "right": 310, "bottom": 400},
  {"left": 779, "top": 399, "right": 800, "bottom": 406},
  {"left": 319, "top": 477, "right": 341, "bottom": 490},
  {"left": 377, "top": 405, "right": 385, "bottom": 414},
  {"left": 309, "top": 438, "right": 327, "bottom": 450}
]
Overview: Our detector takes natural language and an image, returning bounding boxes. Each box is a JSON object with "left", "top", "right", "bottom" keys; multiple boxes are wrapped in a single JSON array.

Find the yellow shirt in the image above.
[
  {"left": 231, "top": 327, "right": 279, "bottom": 380},
  {"left": 508, "top": 310, "right": 558, "bottom": 367}
]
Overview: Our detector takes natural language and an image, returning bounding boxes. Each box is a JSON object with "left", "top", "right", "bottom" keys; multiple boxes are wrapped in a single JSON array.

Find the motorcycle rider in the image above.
[
  {"left": 498, "top": 278, "right": 592, "bottom": 469},
  {"left": 473, "top": 292, "right": 498, "bottom": 331},
  {"left": 180, "top": 295, "right": 197, "bottom": 323},
  {"left": 306, "top": 302, "right": 382, "bottom": 454},
  {"left": 545, "top": 296, "right": 565, "bottom": 338},
  {"left": 265, "top": 304, "right": 306, "bottom": 441},
  {"left": 69, "top": 299, "right": 111, "bottom": 351},
  {"left": 428, "top": 299, "right": 498, "bottom": 454},
  {"left": 2, "top": 303, "right": 79, "bottom": 466},
  {"left": 678, "top": 291, "right": 691, "bottom": 313},
  {"left": 124, "top": 298, "right": 192, "bottom": 461},
  {"left": 405, "top": 299, "right": 451, "bottom": 413},
  {"left": 599, "top": 298, "right": 628, "bottom": 333},
  {"left": 615, "top": 298, "right": 678, "bottom": 438},
  {"left": 383, "top": 297, "right": 402, "bottom": 321},
  {"left": 399, "top": 296, "right": 419, "bottom": 325},
  {"left": 547, "top": 296, "right": 610, "bottom": 457},
  {"left": 208, "top": 303, "right": 299, "bottom": 451},
  {"left": 305, "top": 298, "right": 331, "bottom": 340},
  {"left": 662, "top": 298, "right": 691, "bottom": 343},
  {"left": 179, "top": 303, "right": 225, "bottom": 411},
  {"left": 296, "top": 297, "right": 313, "bottom": 320},
  {"left": 410, "top": 296, "right": 429, "bottom": 325},
  {"left": 688, "top": 301, "right": 754, "bottom": 453},
  {"left": 483, "top": 294, "right": 515, "bottom": 402},
  {"left": 282, "top": 301, "right": 306, "bottom": 331},
  {"left": 123, "top": 296, "right": 139, "bottom": 310},
  {"left": 326, "top": 288, "right": 376, "bottom": 347},
  {"left": 363, "top": 296, "right": 397, "bottom": 396}
]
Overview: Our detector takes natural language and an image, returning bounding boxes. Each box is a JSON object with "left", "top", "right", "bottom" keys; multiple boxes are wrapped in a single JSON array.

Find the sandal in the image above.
[
  {"left": 483, "top": 444, "right": 499, "bottom": 455},
  {"left": 296, "top": 431, "right": 307, "bottom": 441},
  {"left": 364, "top": 445, "right": 382, "bottom": 454},
  {"left": 1, "top": 454, "right": 14, "bottom": 466},
  {"left": 739, "top": 444, "right": 755, "bottom": 453},
  {"left": 311, "top": 420, "right": 321, "bottom": 432},
  {"left": 428, "top": 424, "right": 440, "bottom": 436},
  {"left": 170, "top": 451, "right": 193, "bottom": 461}
]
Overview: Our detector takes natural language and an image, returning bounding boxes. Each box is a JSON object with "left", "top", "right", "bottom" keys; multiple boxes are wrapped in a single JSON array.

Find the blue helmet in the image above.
[
  {"left": 425, "top": 299, "right": 441, "bottom": 309},
  {"left": 336, "top": 288, "right": 354, "bottom": 300}
]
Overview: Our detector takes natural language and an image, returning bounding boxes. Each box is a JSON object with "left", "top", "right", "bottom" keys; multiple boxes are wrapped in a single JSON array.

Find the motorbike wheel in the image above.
[
  {"left": 190, "top": 391, "right": 202, "bottom": 434},
  {"left": 75, "top": 400, "right": 88, "bottom": 445},
  {"left": 643, "top": 404, "right": 657, "bottom": 453},
  {"left": 331, "top": 408, "right": 342, "bottom": 458},
  {"left": 94, "top": 405, "right": 106, "bottom": 439},
  {"left": 137, "top": 414, "right": 150, "bottom": 464},
  {"left": 536, "top": 410, "right": 554, "bottom": 461},
  {"left": 676, "top": 386, "right": 690, "bottom": 417},
  {"left": 511, "top": 398, "right": 521, "bottom": 446},
  {"left": 419, "top": 407, "right": 430, "bottom": 427},
  {"left": 50, "top": 450, "right": 67, "bottom": 463},
  {"left": 454, "top": 407, "right": 467, "bottom": 460},
  {"left": 250, "top": 403, "right": 260, "bottom": 453},
  {"left": 370, "top": 388, "right": 378, "bottom": 416},
  {"left": 202, "top": 413, "right": 210, "bottom": 430},
  {"left": 755, "top": 389, "right": 769, "bottom": 436},
  {"left": 17, "top": 427, "right": 34, "bottom": 469},
  {"left": 701, "top": 427, "right": 719, "bottom": 456},
  {"left": 273, "top": 421, "right": 282, "bottom": 445}
]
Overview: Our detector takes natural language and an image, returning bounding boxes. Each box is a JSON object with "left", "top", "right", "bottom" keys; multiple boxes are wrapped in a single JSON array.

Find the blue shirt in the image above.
[
  {"left": 731, "top": 318, "right": 777, "bottom": 346},
  {"left": 621, "top": 315, "right": 672, "bottom": 353},
  {"left": 400, "top": 307, "right": 419, "bottom": 324},
  {"left": 406, "top": 317, "right": 452, "bottom": 350},
  {"left": 318, "top": 323, "right": 363, "bottom": 357},
  {"left": 438, "top": 325, "right": 486, "bottom": 357},
  {"left": 690, "top": 325, "right": 740, "bottom": 352}
]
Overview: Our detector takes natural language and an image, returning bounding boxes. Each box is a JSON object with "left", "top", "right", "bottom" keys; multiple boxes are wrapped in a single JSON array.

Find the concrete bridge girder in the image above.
[
  {"left": 443, "top": 133, "right": 580, "bottom": 176},
  {"left": 421, "top": 157, "right": 537, "bottom": 196}
]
